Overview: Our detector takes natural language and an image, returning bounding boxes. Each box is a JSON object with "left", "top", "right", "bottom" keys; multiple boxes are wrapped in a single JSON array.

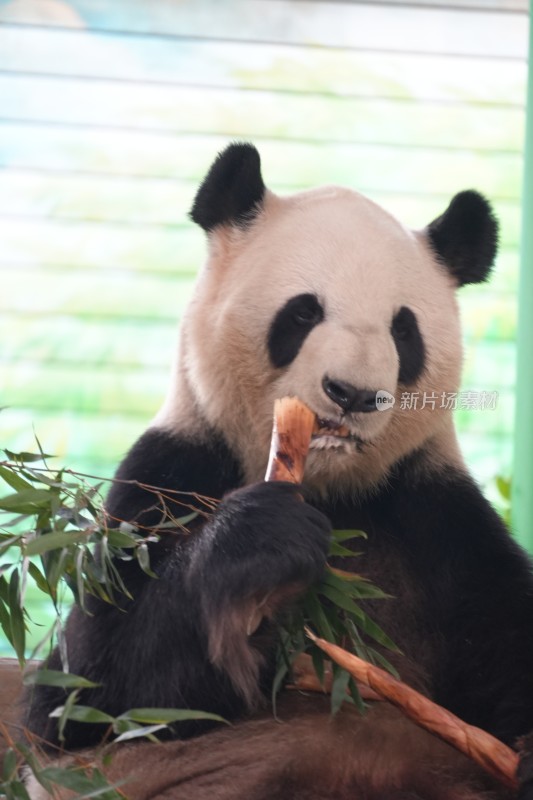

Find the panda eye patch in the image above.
[
  {"left": 268, "top": 293, "right": 324, "bottom": 368},
  {"left": 391, "top": 306, "right": 425, "bottom": 385}
]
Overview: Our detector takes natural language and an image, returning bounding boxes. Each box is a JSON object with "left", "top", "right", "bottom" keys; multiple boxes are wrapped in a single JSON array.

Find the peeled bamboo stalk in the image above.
[
  {"left": 265, "top": 397, "right": 316, "bottom": 483},
  {"left": 306, "top": 629, "right": 519, "bottom": 791}
]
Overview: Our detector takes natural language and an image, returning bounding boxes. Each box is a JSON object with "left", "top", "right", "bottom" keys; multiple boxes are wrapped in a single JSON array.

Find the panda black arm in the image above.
[
  {"left": 24, "top": 427, "right": 331, "bottom": 748},
  {"left": 105, "top": 427, "right": 243, "bottom": 536}
]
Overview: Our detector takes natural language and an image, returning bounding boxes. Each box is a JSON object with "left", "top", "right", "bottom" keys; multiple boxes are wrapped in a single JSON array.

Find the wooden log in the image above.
[{"left": 306, "top": 629, "right": 519, "bottom": 792}]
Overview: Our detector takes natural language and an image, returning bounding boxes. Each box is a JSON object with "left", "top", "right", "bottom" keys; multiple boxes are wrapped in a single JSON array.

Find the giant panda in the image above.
[{"left": 24, "top": 143, "right": 533, "bottom": 800}]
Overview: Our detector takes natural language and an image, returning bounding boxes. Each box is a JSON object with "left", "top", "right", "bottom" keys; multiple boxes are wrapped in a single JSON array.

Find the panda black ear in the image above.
[
  {"left": 190, "top": 142, "right": 266, "bottom": 232},
  {"left": 427, "top": 190, "right": 499, "bottom": 286}
]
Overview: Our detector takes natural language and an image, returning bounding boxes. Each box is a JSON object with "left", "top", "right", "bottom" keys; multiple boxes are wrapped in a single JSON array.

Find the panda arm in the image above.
[{"left": 25, "top": 427, "right": 330, "bottom": 748}]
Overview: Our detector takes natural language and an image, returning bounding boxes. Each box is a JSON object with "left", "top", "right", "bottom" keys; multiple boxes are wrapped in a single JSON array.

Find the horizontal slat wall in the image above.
[{"left": 0, "top": 0, "right": 527, "bottom": 487}]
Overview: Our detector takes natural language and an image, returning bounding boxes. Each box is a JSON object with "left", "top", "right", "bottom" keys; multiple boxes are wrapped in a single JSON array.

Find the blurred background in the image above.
[{"left": 0, "top": 0, "right": 528, "bottom": 649}]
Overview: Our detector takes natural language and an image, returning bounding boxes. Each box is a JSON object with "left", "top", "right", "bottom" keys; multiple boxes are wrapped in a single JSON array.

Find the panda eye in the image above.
[
  {"left": 291, "top": 297, "right": 323, "bottom": 326},
  {"left": 391, "top": 307, "right": 414, "bottom": 341},
  {"left": 293, "top": 306, "right": 320, "bottom": 325}
]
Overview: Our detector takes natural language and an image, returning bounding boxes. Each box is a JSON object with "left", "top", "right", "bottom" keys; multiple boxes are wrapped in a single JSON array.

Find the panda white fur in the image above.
[{"left": 25, "top": 143, "right": 533, "bottom": 800}]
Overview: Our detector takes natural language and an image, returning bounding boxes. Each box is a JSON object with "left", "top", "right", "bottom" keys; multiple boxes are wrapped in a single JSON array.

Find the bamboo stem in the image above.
[
  {"left": 265, "top": 397, "right": 316, "bottom": 483},
  {"left": 306, "top": 629, "right": 519, "bottom": 791}
]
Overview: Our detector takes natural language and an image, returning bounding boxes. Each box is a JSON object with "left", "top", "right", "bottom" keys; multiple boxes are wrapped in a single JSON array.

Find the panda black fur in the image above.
[{"left": 24, "top": 143, "right": 533, "bottom": 800}]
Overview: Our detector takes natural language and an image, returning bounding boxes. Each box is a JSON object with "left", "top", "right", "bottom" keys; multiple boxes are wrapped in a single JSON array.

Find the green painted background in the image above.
[{"left": 0, "top": 0, "right": 528, "bottom": 654}]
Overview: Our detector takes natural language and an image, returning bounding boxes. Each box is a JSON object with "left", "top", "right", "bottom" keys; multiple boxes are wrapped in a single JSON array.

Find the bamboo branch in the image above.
[{"left": 306, "top": 629, "right": 519, "bottom": 791}]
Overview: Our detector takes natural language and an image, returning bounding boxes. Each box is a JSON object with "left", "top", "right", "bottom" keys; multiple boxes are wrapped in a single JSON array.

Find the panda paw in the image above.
[
  {"left": 186, "top": 482, "right": 331, "bottom": 703},
  {"left": 189, "top": 481, "right": 331, "bottom": 603}
]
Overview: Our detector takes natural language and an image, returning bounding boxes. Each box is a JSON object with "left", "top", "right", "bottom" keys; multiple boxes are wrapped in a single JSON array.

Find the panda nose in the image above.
[{"left": 322, "top": 377, "right": 377, "bottom": 413}]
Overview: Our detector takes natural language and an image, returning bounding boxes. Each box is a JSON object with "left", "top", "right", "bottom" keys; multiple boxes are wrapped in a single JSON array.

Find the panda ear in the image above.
[
  {"left": 427, "top": 190, "right": 499, "bottom": 286},
  {"left": 190, "top": 142, "right": 266, "bottom": 232}
]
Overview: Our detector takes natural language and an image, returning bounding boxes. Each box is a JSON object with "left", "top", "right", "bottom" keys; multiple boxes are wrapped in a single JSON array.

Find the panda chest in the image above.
[{"left": 323, "top": 505, "right": 443, "bottom": 695}]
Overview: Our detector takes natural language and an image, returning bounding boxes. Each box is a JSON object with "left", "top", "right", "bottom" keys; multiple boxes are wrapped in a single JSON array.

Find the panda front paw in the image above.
[
  {"left": 189, "top": 481, "right": 331, "bottom": 605},
  {"left": 186, "top": 482, "right": 331, "bottom": 704}
]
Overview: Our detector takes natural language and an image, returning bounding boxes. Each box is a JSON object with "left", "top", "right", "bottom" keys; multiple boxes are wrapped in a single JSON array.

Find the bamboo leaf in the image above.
[
  {"left": 118, "top": 707, "right": 228, "bottom": 725},
  {"left": 136, "top": 543, "right": 156, "bottom": 577},
  {"left": 23, "top": 669, "right": 101, "bottom": 689},
  {"left": 113, "top": 723, "right": 167, "bottom": 743},
  {"left": 27, "top": 562, "right": 51, "bottom": 595},
  {"left": 8, "top": 570, "right": 25, "bottom": 666},
  {"left": 4, "top": 450, "right": 54, "bottom": 463},
  {"left": 330, "top": 667, "right": 351, "bottom": 715},
  {"left": 331, "top": 529, "right": 367, "bottom": 542},
  {"left": 25, "top": 530, "right": 88, "bottom": 557},
  {"left": 328, "top": 541, "right": 359, "bottom": 557},
  {"left": 106, "top": 529, "right": 140, "bottom": 549},
  {"left": 303, "top": 591, "right": 335, "bottom": 642},
  {"left": 319, "top": 583, "right": 365, "bottom": 618},
  {"left": 0, "top": 489, "right": 51, "bottom": 512},
  {"left": 37, "top": 767, "right": 116, "bottom": 796},
  {"left": 50, "top": 704, "right": 114, "bottom": 725},
  {"left": 323, "top": 569, "right": 391, "bottom": 600},
  {"left": 2, "top": 748, "right": 18, "bottom": 782},
  {"left": 0, "top": 466, "right": 33, "bottom": 493}
]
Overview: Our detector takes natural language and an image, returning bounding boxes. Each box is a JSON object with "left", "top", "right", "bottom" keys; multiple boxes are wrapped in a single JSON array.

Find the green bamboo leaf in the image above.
[
  {"left": 38, "top": 767, "right": 113, "bottom": 796},
  {"left": 4, "top": 450, "right": 54, "bottom": 463},
  {"left": 8, "top": 570, "right": 25, "bottom": 666},
  {"left": 330, "top": 667, "right": 350, "bottom": 716},
  {"left": 323, "top": 570, "right": 390, "bottom": 600},
  {"left": 331, "top": 529, "right": 367, "bottom": 542},
  {"left": 6, "top": 779, "right": 31, "bottom": 800},
  {"left": 50, "top": 704, "right": 114, "bottom": 725},
  {"left": 118, "top": 707, "right": 228, "bottom": 725},
  {"left": 23, "top": 669, "right": 101, "bottom": 689},
  {"left": 303, "top": 591, "right": 335, "bottom": 642},
  {"left": 27, "top": 562, "right": 51, "bottom": 595},
  {"left": 2, "top": 748, "right": 17, "bottom": 781},
  {"left": 348, "top": 676, "right": 366, "bottom": 713},
  {"left": 106, "top": 529, "right": 141, "bottom": 549},
  {"left": 54, "top": 689, "right": 80, "bottom": 743},
  {"left": 0, "top": 489, "right": 51, "bottom": 512},
  {"left": 0, "top": 596, "right": 14, "bottom": 648},
  {"left": 328, "top": 541, "right": 358, "bottom": 557},
  {"left": 319, "top": 583, "right": 365, "bottom": 618},
  {"left": 355, "top": 613, "right": 401, "bottom": 653},
  {"left": 25, "top": 530, "right": 88, "bottom": 557},
  {"left": 0, "top": 465, "right": 33, "bottom": 493}
]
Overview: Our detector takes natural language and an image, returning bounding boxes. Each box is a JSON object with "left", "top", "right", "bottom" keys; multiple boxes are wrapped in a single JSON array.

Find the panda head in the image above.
[{"left": 163, "top": 143, "right": 498, "bottom": 492}]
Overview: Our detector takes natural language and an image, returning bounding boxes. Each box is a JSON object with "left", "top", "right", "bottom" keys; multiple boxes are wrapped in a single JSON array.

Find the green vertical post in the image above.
[{"left": 512, "top": 17, "right": 533, "bottom": 551}]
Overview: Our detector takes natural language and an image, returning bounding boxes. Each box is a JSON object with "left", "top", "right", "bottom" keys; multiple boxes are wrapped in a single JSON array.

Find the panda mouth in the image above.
[{"left": 312, "top": 417, "right": 369, "bottom": 453}]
